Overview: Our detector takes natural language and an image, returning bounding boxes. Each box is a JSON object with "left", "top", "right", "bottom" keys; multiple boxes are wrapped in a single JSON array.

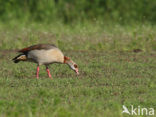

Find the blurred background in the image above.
[
  {"left": 0, "top": 0, "right": 156, "bottom": 24},
  {"left": 0, "top": 0, "right": 156, "bottom": 51}
]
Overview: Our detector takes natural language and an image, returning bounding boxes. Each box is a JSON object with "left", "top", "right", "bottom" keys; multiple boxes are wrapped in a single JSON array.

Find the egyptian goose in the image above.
[{"left": 12, "top": 44, "right": 79, "bottom": 79}]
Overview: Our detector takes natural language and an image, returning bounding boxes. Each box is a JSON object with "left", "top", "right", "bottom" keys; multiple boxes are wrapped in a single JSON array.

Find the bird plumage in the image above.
[
  {"left": 12, "top": 54, "right": 27, "bottom": 63},
  {"left": 19, "top": 44, "right": 57, "bottom": 54},
  {"left": 13, "top": 44, "right": 64, "bottom": 65}
]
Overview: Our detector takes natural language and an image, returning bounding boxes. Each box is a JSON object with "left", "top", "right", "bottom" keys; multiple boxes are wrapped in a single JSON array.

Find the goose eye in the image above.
[{"left": 74, "top": 64, "right": 78, "bottom": 68}]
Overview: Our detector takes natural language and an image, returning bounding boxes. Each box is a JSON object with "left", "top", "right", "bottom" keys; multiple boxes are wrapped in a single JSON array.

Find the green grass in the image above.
[
  {"left": 0, "top": 21, "right": 156, "bottom": 52},
  {"left": 0, "top": 22, "right": 156, "bottom": 117}
]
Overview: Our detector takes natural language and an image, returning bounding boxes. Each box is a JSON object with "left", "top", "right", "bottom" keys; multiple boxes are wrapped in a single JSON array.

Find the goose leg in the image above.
[
  {"left": 36, "top": 65, "right": 40, "bottom": 79},
  {"left": 46, "top": 66, "right": 52, "bottom": 79}
]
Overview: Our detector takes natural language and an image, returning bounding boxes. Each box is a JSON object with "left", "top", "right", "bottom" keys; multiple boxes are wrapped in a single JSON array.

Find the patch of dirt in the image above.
[{"left": 133, "top": 49, "right": 143, "bottom": 53}]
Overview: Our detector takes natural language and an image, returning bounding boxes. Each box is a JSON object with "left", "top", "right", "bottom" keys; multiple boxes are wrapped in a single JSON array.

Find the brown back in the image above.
[{"left": 19, "top": 44, "right": 57, "bottom": 53}]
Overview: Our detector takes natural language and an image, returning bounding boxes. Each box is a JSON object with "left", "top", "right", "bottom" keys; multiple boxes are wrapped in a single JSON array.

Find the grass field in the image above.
[{"left": 0, "top": 22, "right": 156, "bottom": 117}]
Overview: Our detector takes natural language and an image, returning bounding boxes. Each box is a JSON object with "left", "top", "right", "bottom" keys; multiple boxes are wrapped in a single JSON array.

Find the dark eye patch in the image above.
[{"left": 74, "top": 64, "right": 78, "bottom": 68}]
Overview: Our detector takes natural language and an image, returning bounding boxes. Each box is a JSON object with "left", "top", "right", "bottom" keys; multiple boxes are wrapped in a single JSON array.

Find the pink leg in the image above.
[
  {"left": 36, "top": 66, "right": 40, "bottom": 79},
  {"left": 46, "top": 67, "right": 52, "bottom": 79}
]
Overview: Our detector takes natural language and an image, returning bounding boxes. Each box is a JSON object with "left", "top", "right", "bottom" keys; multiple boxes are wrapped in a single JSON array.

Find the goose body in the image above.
[
  {"left": 13, "top": 44, "right": 79, "bottom": 79},
  {"left": 27, "top": 48, "right": 64, "bottom": 65}
]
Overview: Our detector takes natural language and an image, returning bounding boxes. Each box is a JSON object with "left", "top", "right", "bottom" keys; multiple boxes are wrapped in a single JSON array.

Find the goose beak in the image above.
[{"left": 75, "top": 68, "right": 79, "bottom": 75}]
